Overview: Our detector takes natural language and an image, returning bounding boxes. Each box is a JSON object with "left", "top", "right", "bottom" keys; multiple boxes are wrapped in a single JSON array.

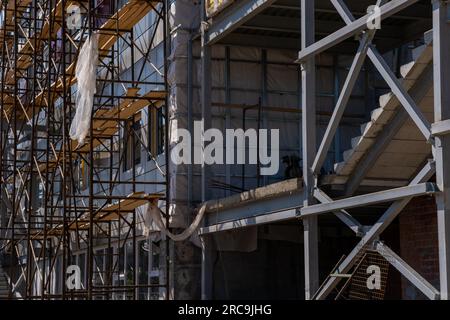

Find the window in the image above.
[
  {"left": 54, "top": 29, "right": 63, "bottom": 60},
  {"left": 54, "top": 256, "right": 62, "bottom": 295},
  {"left": 125, "top": 242, "right": 135, "bottom": 299},
  {"left": 104, "top": 247, "right": 113, "bottom": 286},
  {"left": 78, "top": 159, "right": 89, "bottom": 191},
  {"left": 114, "top": 245, "right": 126, "bottom": 300},
  {"left": 79, "top": 253, "right": 86, "bottom": 289},
  {"left": 113, "top": 242, "right": 135, "bottom": 300},
  {"left": 138, "top": 239, "right": 161, "bottom": 300},
  {"left": 95, "top": 0, "right": 113, "bottom": 27},
  {"left": 157, "top": 108, "right": 165, "bottom": 155},
  {"left": 138, "top": 240, "right": 149, "bottom": 299},
  {"left": 94, "top": 249, "right": 105, "bottom": 287},
  {"left": 149, "top": 241, "right": 161, "bottom": 300},
  {"left": 112, "top": 239, "right": 162, "bottom": 300},
  {"left": 123, "top": 115, "right": 142, "bottom": 171},
  {"left": 148, "top": 106, "right": 165, "bottom": 159}
]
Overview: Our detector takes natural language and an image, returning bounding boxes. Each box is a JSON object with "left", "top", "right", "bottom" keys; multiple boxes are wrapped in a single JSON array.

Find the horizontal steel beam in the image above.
[
  {"left": 201, "top": 186, "right": 304, "bottom": 231},
  {"left": 240, "top": 14, "right": 403, "bottom": 40},
  {"left": 220, "top": 33, "right": 301, "bottom": 50},
  {"left": 296, "top": 0, "right": 419, "bottom": 62},
  {"left": 432, "top": 119, "right": 450, "bottom": 136},
  {"left": 204, "top": 0, "right": 277, "bottom": 45},
  {"left": 199, "top": 208, "right": 297, "bottom": 235},
  {"left": 273, "top": 0, "right": 431, "bottom": 21},
  {"left": 301, "top": 182, "right": 438, "bottom": 217}
]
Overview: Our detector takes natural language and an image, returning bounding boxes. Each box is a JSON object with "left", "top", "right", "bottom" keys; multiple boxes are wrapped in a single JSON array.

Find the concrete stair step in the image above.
[
  {"left": 333, "top": 33, "right": 430, "bottom": 174},
  {"left": 342, "top": 148, "right": 354, "bottom": 163},
  {"left": 370, "top": 107, "right": 384, "bottom": 122},
  {"left": 334, "top": 161, "right": 345, "bottom": 173},
  {"left": 400, "top": 61, "right": 415, "bottom": 78},
  {"left": 360, "top": 121, "right": 372, "bottom": 136},
  {"left": 378, "top": 92, "right": 393, "bottom": 109}
]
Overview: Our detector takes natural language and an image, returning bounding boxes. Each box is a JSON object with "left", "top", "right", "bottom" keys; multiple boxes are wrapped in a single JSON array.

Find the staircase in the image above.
[{"left": 332, "top": 31, "right": 434, "bottom": 191}]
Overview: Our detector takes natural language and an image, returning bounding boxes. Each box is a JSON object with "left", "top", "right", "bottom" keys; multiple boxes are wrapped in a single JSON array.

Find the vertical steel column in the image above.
[
  {"left": 42, "top": 0, "right": 55, "bottom": 298},
  {"left": 200, "top": 6, "right": 211, "bottom": 202},
  {"left": 0, "top": 1, "right": 6, "bottom": 268},
  {"left": 187, "top": 36, "right": 194, "bottom": 203},
  {"left": 26, "top": 0, "right": 39, "bottom": 298},
  {"left": 300, "top": 0, "right": 319, "bottom": 300},
  {"left": 163, "top": 0, "right": 171, "bottom": 300},
  {"left": 132, "top": 105, "right": 137, "bottom": 300},
  {"left": 130, "top": 22, "right": 138, "bottom": 299},
  {"left": 130, "top": 29, "right": 135, "bottom": 86},
  {"left": 432, "top": 0, "right": 450, "bottom": 300},
  {"left": 200, "top": 0, "right": 213, "bottom": 300}
]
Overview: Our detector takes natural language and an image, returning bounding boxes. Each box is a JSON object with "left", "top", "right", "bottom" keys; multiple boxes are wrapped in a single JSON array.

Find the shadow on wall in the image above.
[{"left": 212, "top": 236, "right": 305, "bottom": 299}]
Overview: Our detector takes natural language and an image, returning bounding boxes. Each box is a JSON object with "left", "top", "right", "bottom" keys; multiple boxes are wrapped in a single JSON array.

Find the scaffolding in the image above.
[{"left": 0, "top": 0, "right": 170, "bottom": 299}]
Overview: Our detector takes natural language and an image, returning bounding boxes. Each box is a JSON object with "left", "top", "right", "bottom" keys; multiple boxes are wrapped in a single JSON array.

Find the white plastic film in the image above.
[
  {"left": 145, "top": 200, "right": 206, "bottom": 242},
  {"left": 70, "top": 33, "right": 99, "bottom": 146}
]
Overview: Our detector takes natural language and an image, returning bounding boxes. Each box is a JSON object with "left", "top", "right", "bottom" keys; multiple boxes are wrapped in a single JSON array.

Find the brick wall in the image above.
[{"left": 399, "top": 196, "right": 439, "bottom": 299}]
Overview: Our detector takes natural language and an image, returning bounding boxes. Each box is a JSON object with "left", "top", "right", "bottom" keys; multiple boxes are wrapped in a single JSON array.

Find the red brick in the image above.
[{"left": 399, "top": 196, "right": 439, "bottom": 299}]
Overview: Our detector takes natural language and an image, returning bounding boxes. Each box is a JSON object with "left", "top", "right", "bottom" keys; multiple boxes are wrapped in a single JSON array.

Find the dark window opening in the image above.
[
  {"left": 148, "top": 106, "right": 165, "bottom": 160},
  {"left": 95, "top": 0, "right": 114, "bottom": 28},
  {"left": 123, "top": 115, "right": 142, "bottom": 171},
  {"left": 156, "top": 107, "right": 165, "bottom": 155}
]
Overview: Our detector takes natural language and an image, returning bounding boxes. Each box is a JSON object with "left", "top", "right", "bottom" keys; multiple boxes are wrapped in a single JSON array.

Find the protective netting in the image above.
[{"left": 70, "top": 33, "right": 99, "bottom": 146}]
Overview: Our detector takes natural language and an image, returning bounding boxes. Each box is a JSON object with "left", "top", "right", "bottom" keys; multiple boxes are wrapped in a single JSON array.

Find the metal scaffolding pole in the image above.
[{"left": 0, "top": 0, "right": 170, "bottom": 300}]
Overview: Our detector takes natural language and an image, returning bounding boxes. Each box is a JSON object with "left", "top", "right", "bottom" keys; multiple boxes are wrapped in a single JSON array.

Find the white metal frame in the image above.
[
  {"left": 298, "top": 0, "right": 449, "bottom": 300},
  {"left": 198, "top": 0, "right": 449, "bottom": 301}
]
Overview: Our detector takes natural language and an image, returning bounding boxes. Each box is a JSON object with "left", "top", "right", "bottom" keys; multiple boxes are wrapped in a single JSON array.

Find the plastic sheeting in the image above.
[
  {"left": 167, "top": 35, "right": 305, "bottom": 204},
  {"left": 169, "top": 0, "right": 200, "bottom": 30},
  {"left": 70, "top": 33, "right": 99, "bottom": 146},
  {"left": 166, "top": 1, "right": 366, "bottom": 243},
  {"left": 144, "top": 200, "right": 206, "bottom": 242},
  {"left": 141, "top": 203, "right": 161, "bottom": 237}
]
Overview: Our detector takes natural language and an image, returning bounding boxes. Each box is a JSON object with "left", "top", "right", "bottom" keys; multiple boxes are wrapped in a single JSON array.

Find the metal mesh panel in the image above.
[{"left": 338, "top": 250, "right": 390, "bottom": 300}]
